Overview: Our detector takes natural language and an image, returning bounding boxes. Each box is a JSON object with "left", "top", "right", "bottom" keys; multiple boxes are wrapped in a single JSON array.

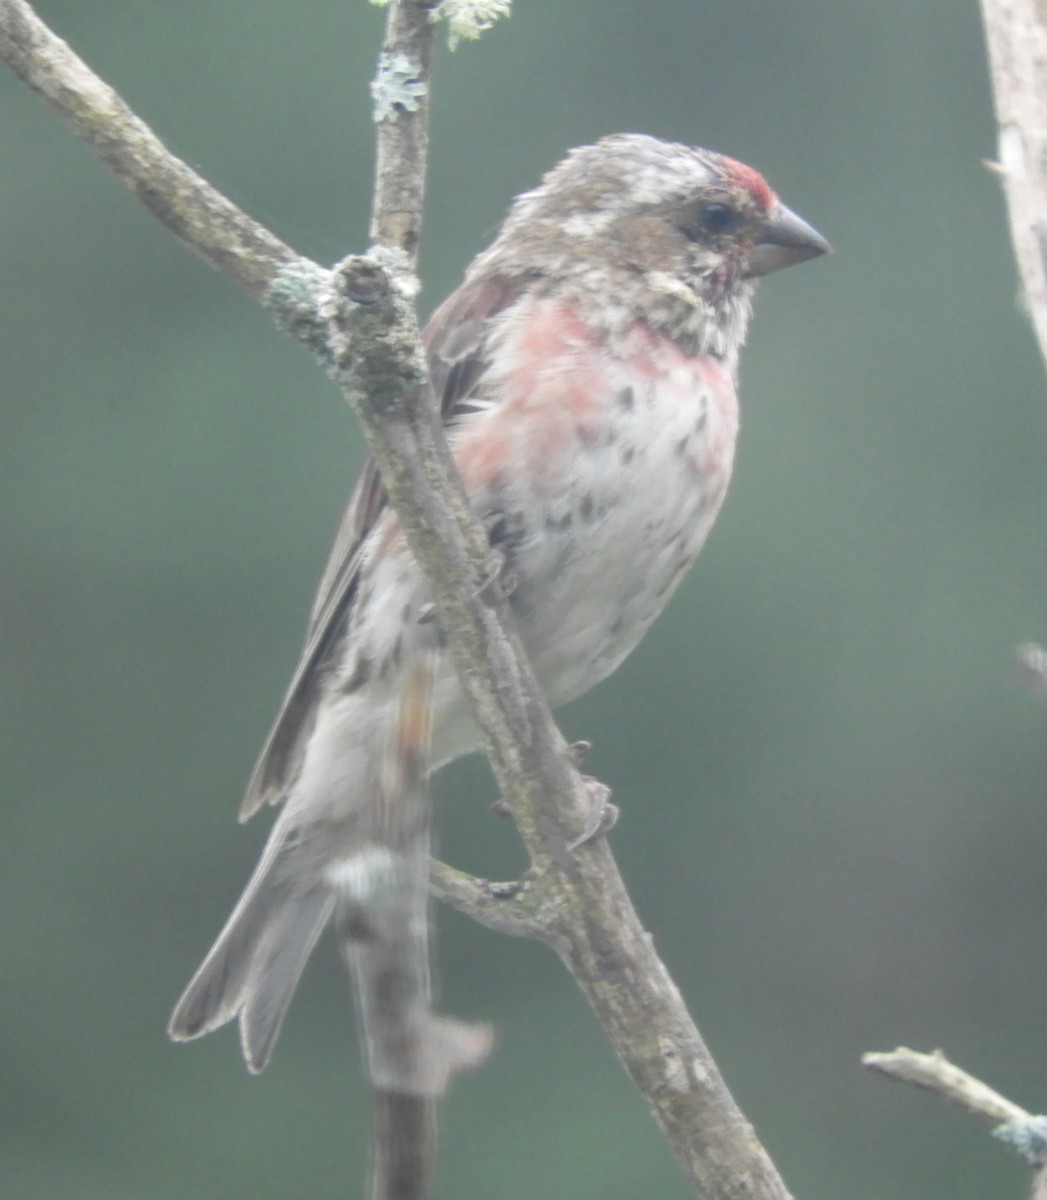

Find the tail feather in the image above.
[
  {"left": 168, "top": 820, "right": 333, "bottom": 1072},
  {"left": 238, "top": 887, "right": 333, "bottom": 1072}
]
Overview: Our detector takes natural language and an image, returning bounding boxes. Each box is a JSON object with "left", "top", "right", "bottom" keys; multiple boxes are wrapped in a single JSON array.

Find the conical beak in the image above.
[{"left": 745, "top": 203, "right": 831, "bottom": 277}]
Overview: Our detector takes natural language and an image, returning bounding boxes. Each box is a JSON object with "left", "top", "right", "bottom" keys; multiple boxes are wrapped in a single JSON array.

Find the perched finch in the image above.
[{"left": 169, "top": 133, "right": 829, "bottom": 1072}]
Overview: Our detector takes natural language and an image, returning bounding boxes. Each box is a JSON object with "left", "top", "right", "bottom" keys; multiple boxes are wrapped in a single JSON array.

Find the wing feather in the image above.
[{"left": 238, "top": 274, "right": 526, "bottom": 820}]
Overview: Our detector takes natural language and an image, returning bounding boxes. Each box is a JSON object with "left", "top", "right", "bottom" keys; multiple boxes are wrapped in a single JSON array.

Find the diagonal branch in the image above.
[
  {"left": 0, "top": 3, "right": 794, "bottom": 1197},
  {"left": 0, "top": 0, "right": 299, "bottom": 299},
  {"left": 864, "top": 1047, "right": 1047, "bottom": 1199},
  {"left": 980, "top": 0, "right": 1047, "bottom": 383},
  {"left": 863, "top": 1047, "right": 1030, "bottom": 1128},
  {"left": 428, "top": 860, "right": 558, "bottom": 939}
]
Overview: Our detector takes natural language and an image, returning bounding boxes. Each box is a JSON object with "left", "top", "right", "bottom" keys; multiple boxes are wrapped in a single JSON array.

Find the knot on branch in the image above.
[
  {"left": 429, "top": 860, "right": 568, "bottom": 941},
  {"left": 312, "top": 254, "right": 429, "bottom": 410},
  {"left": 340, "top": 257, "right": 391, "bottom": 306},
  {"left": 264, "top": 254, "right": 425, "bottom": 389}
]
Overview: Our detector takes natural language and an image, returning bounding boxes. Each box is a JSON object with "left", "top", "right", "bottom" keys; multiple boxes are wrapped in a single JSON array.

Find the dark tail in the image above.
[{"left": 168, "top": 820, "right": 334, "bottom": 1073}]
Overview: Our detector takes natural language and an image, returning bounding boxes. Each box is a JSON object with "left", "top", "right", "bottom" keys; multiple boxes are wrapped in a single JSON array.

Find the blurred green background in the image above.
[{"left": 3, "top": 1, "right": 1047, "bottom": 1197}]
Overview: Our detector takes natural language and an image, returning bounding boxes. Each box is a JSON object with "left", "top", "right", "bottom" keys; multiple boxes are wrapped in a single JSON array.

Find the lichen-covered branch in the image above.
[
  {"left": 980, "top": 0, "right": 1047, "bottom": 382},
  {"left": 352, "top": 14, "right": 446, "bottom": 1198},
  {"left": 368, "top": 0, "right": 437, "bottom": 268}
]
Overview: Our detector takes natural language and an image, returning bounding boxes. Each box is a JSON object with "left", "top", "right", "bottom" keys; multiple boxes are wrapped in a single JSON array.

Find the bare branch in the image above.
[
  {"left": 864, "top": 1047, "right": 1047, "bottom": 1196},
  {"left": 863, "top": 1047, "right": 1030, "bottom": 1128},
  {"left": 338, "top": 661, "right": 491, "bottom": 1097},
  {"left": 429, "top": 861, "right": 556, "bottom": 939},
  {"left": 339, "top": 659, "right": 492, "bottom": 1200},
  {"left": 1017, "top": 641, "right": 1047, "bottom": 703},
  {"left": 352, "top": 12, "right": 446, "bottom": 1197},
  {"left": 980, "top": 0, "right": 1047, "bottom": 380}
]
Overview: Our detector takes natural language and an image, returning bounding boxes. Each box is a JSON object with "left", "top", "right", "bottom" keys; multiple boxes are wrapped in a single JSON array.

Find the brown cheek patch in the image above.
[{"left": 719, "top": 156, "right": 776, "bottom": 213}]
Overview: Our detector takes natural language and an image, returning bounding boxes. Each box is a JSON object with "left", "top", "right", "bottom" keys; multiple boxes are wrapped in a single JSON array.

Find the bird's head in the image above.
[{"left": 477, "top": 133, "right": 829, "bottom": 359}]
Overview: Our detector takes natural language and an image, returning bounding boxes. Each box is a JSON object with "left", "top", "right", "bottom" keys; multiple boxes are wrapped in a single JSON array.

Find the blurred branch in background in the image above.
[
  {"left": 981, "top": 0, "right": 1047, "bottom": 703},
  {"left": 1016, "top": 642, "right": 1047, "bottom": 703},
  {"left": 0, "top": 1, "right": 797, "bottom": 1197},
  {"left": 339, "top": 656, "right": 493, "bottom": 1200},
  {"left": 981, "top": 0, "right": 1047, "bottom": 793},
  {"left": 980, "top": 0, "right": 1047, "bottom": 382},
  {"left": 864, "top": 15, "right": 1047, "bottom": 1200},
  {"left": 864, "top": 1049, "right": 1047, "bottom": 1200}
]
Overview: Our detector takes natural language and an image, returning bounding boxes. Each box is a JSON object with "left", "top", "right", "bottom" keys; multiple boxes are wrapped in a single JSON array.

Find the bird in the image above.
[{"left": 168, "top": 133, "right": 829, "bottom": 1073}]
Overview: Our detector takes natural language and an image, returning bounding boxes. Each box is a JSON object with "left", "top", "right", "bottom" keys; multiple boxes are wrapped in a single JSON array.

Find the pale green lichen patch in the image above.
[
  {"left": 265, "top": 259, "right": 333, "bottom": 361},
  {"left": 371, "top": 51, "right": 427, "bottom": 121},
  {"left": 368, "top": 0, "right": 511, "bottom": 49}
]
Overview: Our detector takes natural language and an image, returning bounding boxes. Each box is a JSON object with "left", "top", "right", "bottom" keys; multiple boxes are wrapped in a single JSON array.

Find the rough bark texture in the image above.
[{"left": 369, "top": 1, "right": 437, "bottom": 265}]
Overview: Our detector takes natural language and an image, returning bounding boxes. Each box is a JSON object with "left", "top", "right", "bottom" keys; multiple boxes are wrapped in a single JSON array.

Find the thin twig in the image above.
[
  {"left": 1017, "top": 642, "right": 1047, "bottom": 703},
  {"left": 369, "top": 1, "right": 437, "bottom": 268},
  {"left": 864, "top": 1047, "right": 1047, "bottom": 1197},
  {"left": 863, "top": 1047, "right": 1030, "bottom": 1128},
  {"left": 428, "top": 861, "right": 554, "bottom": 938},
  {"left": 354, "top": 10, "right": 446, "bottom": 1198},
  {"left": 980, "top": 0, "right": 1047, "bottom": 382}
]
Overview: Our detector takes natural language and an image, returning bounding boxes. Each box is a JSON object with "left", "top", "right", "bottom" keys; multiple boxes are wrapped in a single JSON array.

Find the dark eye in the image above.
[{"left": 698, "top": 202, "right": 740, "bottom": 234}]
